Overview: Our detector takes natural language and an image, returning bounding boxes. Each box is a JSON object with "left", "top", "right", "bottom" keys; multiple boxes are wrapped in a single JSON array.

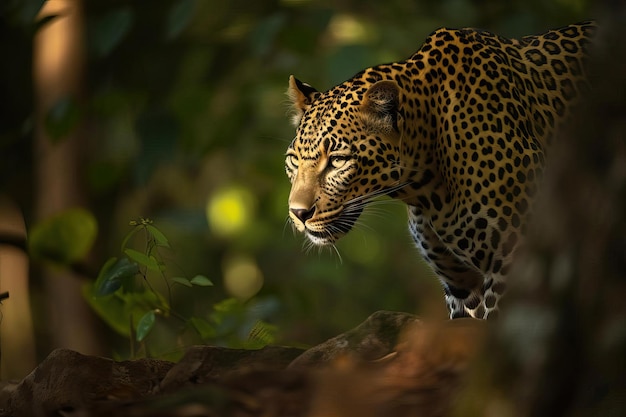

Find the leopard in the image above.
[{"left": 284, "top": 21, "right": 597, "bottom": 319}]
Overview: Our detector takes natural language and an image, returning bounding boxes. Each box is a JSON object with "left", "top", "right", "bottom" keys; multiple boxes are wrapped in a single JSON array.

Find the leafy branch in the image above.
[{"left": 87, "top": 218, "right": 276, "bottom": 358}]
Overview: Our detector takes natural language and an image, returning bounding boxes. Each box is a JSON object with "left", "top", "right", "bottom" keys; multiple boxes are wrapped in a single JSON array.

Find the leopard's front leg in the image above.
[{"left": 408, "top": 208, "right": 488, "bottom": 319}]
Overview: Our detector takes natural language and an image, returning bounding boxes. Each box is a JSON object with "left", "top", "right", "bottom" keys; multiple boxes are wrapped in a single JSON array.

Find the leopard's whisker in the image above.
[
  {"left": 343, "top": 181, "right": 411, "bottom": 207},
  {"left": 283, "top": 216, "right": 295, "bottom": 238}
]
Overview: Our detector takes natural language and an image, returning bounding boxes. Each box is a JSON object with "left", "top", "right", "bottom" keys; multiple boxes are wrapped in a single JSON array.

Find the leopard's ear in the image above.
[
  {"left": 288, "top": 75, "right": 319, "bottom": 126},
  {"left": 361, "top": 80, "right": 401, "bottom": 135}
]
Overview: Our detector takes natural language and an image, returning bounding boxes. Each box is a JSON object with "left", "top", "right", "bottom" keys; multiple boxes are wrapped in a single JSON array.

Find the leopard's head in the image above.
[{"left": 285, "top": 75, "right": 406, "bottom": 246}]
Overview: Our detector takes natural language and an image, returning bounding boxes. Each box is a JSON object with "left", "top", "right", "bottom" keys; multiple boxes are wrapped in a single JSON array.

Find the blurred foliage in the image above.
[
  {"left": 87, "top": 219, "right": 275, "bottom": 359},
  {"left": 28, "top": 208, "right": 97, "bottom": 264},
  {"left": 0, "top": 0, "right": 597, "bottom": 357}
]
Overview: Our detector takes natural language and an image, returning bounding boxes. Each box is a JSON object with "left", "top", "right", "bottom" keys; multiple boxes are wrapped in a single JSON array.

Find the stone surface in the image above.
[
  {"left": 290, "top": 310, "right": 420, "bottom": 368},
  {"left": 0, "top": 314, "right": 486, "bottom": 417},
  {"left": 4, "top": 349, "right": 173, "bottom": 416},
  {"left": 307, "top": 318, "right": 486, "bottom": 417},
  {"left": 159, "top": 344, "right": 305, "bottom": 393}
]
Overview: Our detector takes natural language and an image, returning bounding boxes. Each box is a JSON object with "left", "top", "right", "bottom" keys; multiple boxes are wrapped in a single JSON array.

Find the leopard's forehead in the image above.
[{"left": 290, "top": 83, "right": 369, "bottom": 156}]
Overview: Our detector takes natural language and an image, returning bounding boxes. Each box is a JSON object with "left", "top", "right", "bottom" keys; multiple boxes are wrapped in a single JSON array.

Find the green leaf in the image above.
[
  {"left": 189, "top": 316, "right": 215, "bottom": 340},
  {"left": 17, "top": 1, "right": 48, "bottom": 29},
  {"left": 90, "top": 6, "right": 133, "bottom": 58},
  {"left": 249, "top": 12, "right": 287, "bottom": 57},
  {"left": 213, "top": 297, "right": 243, "bottom": 314},
  {"left": 146, "top": 225, "right": 170, "bottom": 248},
  {"left": 44, "top": 96, "right": 82, "bottom": 143},
  {"left": 166, "top": 0, "right": 196, "bottom": 40},
  {"left": 136, "top": 310, "right": 156, "bottom": 342},
  {"left": 124, "top": 248, "right": 160, "bottom": 271},
  {"left": 246, "top": 320, "right": 277, "bottom": 349},
  {"left": 94, "top": 257, "right": 139, "bottom": 296},
  {"left": 95, "top": 257, "right": 119, "bottom": 295},
  {"left": 85, "top": 285, "right": 165, "bottom": 338},
  {"left": 171, "top": 277, "right": 192, "bottom": 287},
  {"left": 29, "top": 208, "right": 98, "bottom": 264},
  {"left": 190, "top": 275, "right": 213, "bottom": 287},
  {"left": 120, "top": 225, "right": 142, "bottom": 251},
  {"left": 83, "top": 282, "right": 131, "bottom": 337},
  {"left": 210, "top": 297, "right": 245, "bottom": 330}
]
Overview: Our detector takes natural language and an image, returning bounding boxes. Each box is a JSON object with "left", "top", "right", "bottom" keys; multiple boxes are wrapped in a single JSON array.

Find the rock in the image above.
[
  {"left": 0, "top": 381, "right": 19, "bottom": 415},
  {"left": 0, "top": 315, "right": 486, "bottom": 417},
  {"left": 83, "top": 318, "right": 484, "bottom": 417},
  {"left": 159, "top": 345, "right": 305, "bottom": 393},
  {"left": 290, "top": 310, "right": 420, "bottom": 368},
  {"left": 4, "top": 348, "right": 173, "bottom": 417},
  {"left": 307, "top": 318, "right": 486, "bottom": 417}
]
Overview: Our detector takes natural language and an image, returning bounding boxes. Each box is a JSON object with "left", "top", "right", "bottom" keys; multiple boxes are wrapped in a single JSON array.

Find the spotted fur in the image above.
[{"left": 285, "top": 22, "right": 597, "bottom": 319}]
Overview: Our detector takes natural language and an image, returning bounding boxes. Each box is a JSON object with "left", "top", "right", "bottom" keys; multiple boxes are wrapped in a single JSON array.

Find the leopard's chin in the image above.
[{"left": 304, "top": 230, "right": 339, "bottom": 246}]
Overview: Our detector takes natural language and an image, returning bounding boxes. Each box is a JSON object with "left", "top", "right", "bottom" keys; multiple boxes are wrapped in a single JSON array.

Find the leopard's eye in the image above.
[
  {"left": 285, "top": 153, "right": 299, "bottom": 182},
  {"left": 285, "top": 153, "right": 299, "bottom": 169},
  {"left": 329, "top": 155, "right": 350, "bottom": 170}
]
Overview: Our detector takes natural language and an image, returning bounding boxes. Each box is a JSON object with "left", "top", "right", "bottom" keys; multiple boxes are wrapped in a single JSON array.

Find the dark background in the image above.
[{"left": 0, "top": 0, "right": 600, "bottom": 370}]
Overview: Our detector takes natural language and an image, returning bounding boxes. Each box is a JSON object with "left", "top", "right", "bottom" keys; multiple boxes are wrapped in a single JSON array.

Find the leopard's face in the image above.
[
  {"left": 286, "top": 76, "right": 404, "bottom": 245},
  {"left": 285, "top": 134, "right": 361, "bottom": 246}
]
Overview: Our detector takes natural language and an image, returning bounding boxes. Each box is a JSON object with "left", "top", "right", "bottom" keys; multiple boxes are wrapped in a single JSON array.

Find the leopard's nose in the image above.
[{"left": 290, "top": 206, "right": 315, "bottom": 223}]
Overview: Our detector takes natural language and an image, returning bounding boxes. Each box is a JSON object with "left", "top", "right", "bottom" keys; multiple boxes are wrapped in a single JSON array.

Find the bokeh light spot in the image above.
[
  {"left": 223, "top": 254, "right": 264, "bottom": 300},
  {"left": 206, "top": 186, "right": 256, "bottom": 237}
]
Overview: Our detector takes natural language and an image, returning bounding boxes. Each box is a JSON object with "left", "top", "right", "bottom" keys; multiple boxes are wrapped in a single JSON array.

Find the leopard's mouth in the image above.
[{"left": 301, "top": 205, "right": 364, "bottom": 246}]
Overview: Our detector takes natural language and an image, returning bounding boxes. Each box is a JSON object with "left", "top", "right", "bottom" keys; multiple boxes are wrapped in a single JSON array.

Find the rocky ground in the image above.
[{"left": 0, "top": 312, "right": 485, "bottom": 417}]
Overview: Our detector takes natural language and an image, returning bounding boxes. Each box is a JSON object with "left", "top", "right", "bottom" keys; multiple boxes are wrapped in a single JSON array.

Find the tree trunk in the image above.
[{"left": 33, "top": 0, "right": 103, "bottom": 356}]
